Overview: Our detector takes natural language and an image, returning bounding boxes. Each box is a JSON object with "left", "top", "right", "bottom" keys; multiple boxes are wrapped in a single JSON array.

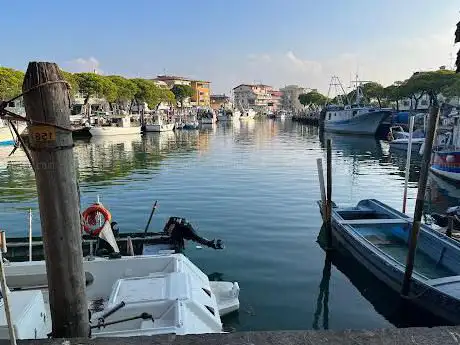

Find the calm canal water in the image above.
[{"left": 0, "top": 119, "right": 457, "bottom": 331}]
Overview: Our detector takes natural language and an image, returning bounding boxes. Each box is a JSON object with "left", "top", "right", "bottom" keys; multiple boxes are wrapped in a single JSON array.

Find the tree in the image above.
[
  {"left": 60, "top": 70, "right": 79, "bottom": 97},
  {"left": 362, "top": 82, "right": 385, "bottom": 107},
  {"left": 170, "top": 84, "right": 193, "bottom": 107},
  {"left": 108, "top": 76, "right": 138, "bottom": 109},
  {"left": 455, "top": 20, "right": 459, "bottom": 73},
  {"left": 131, "top": 79, "right": 173, "bottom": 110},
  {"left": 0, "top": 67, "right": 24, "bottom": 100},
  {"left": 298, "top": 91, "right": 328, "bottom": 108},
  {"left": 384, "top": 83, "right": 404, "bottom": 111},
  {"left": 75, "top": 73, "right": 106, "bottom": 105}
]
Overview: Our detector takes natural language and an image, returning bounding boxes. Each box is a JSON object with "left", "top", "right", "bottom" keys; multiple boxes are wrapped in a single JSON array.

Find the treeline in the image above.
[
  {"left": 299, "top": 69, "right": 460, "bottom": 110},
  {"left": 0, "top": 67, "right": 195, "bottom": 110}
]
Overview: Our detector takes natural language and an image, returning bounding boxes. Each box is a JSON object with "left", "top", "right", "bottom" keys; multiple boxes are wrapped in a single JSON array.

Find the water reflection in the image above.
[
  {"left": 312, "top": 249, "right": 331, "bottom": 330},
  {"left": 426, "top": 173, "right": 460, "bottom": 215}
]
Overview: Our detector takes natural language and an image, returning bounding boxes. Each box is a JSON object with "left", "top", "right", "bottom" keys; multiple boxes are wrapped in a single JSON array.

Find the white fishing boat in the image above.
[
  {"left": 143, "top": 114, "right": 175, "bottom": 132},
  {"left": 89, "top": 116, "right": 141, "bottom": 136},
  {"left": 324, "top": 76, "right": 391, "bottom": 135}
]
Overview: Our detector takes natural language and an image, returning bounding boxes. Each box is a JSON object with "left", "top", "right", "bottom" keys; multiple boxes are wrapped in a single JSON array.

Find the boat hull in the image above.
[
  {"left": 389, "top": 139, "right": 424, "bottom": 152},
  {"left": 89, "top": 126, "right": 141, "bottom": 136},
  {"left": 321, "top": 199, "right": 460, "bottom": 323},
  {"left": 324, "top": 110, "right": 391, "bottom": 135},
  {"left": 430, "top": 151, "right": 460, "bottom": 182},
  {"left": 143, "top": 123, "right": 175, "bottom": 132}
]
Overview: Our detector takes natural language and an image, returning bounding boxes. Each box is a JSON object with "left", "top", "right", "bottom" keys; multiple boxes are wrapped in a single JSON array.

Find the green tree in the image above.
[
  {"left": 170, "top": 84, "right": 193, "bottom": 107},
  {"left": 131, "top": 79, "right": 173, "bottom": 110},
  {"left": 100, "top": 77, "right": 118, "bottom": 104},
  {"left": 298, "top": 91, "right": 328, "bottom": 108},
  {"left": 59, "top": 70, "right": 79, "bottom": 97},
  {"left": 362, "top": 82, "right": 385, "bottom": 107},
  {"left": 384, "top": 83, "right": 404, "bottom": 111},
  {"left": 108, "top": 76, "right": 138, "bottom": 109},
  {"left": 75, "top": 73, "right": 106, "bottom": 105},
  {"left": 0, "top": 67, "right": 24, "bottom": 100}
]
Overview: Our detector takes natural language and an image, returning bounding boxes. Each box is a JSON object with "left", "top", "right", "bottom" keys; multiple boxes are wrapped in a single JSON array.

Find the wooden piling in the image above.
[
  {"left": 22, "top": 62, "right": 89, "bottom": 337},
  {"left": 401, "top": 102, "right": 440, "bottom": 297},
  {"left": 316, "top": 158, "right": 326, "bottom": 219},
  {"left": 325, "top": 139, "right": 332, "bottom": 249}
]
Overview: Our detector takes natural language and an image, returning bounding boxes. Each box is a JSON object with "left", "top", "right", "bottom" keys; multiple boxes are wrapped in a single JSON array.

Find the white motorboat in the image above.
[
  {"left": 144, "top": 114, "right": 175, "bottom": 132},
  {"left": 388, "top": 125, "right": 425, "bottom": 152},
  {"left": 90, "top": 116, "right": 141, "bottom": 137},
  {"left": 217, "top": 109, "right": 233, "bottom": 122},
  {"left": 4, "top": 254, "right": 240, "bottom": 338},
  {"left": 198, "top": 110, "right": 216, "bottom": 124},
  {"left": 239, "top": 109, "right": 256, "bottom": 121}
]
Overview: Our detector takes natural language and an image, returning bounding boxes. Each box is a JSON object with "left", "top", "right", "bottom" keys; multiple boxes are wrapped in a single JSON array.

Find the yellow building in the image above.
[{"left": 190, "top": 80, "right": 211, "bottom": 107}]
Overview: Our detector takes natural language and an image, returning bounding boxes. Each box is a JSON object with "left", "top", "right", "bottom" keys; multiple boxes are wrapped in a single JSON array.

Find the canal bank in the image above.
[{"left": 7, "top": 327, "right": 460, "bottom": 344}]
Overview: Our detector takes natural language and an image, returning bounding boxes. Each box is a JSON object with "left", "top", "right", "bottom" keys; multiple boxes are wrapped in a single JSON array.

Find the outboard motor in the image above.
[{"left": 163, "top": 217, "right": 224, "bottom": 251}]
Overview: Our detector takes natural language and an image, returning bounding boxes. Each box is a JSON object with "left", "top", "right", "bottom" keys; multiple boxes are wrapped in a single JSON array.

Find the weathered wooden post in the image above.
[
  {"left": 401, "top": 101, "right": 439, "bottom": 296},
  {"left": 22, "top": 62, "right": 89, "bottom": 337},
  {"left": 325, "top": 139, "right": 333, "bottom": 249},
  {"left": 316, "top": 158, "right": 326, "bottom": 219}
]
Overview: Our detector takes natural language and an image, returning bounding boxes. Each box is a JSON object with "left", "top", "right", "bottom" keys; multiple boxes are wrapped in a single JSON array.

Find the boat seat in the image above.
[{"left": 340, "top": 219, "right": 409, "bottom": 225}]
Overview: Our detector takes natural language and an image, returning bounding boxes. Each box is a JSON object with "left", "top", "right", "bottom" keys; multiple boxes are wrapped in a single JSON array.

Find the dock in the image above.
[{"left": 8, "top": 327, "right": 460, "bottom": 344}]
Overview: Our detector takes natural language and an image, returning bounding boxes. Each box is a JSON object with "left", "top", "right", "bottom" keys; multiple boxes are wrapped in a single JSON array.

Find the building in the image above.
[
  {"left": 154, "top": 75, "right": 211, "bottom": 107},
  {"left": 269, "top": 90, "right": 283, "bottom": 112},
  {"left": 210, "top": 94, "right": 231, "bottom": 110},
  {"left": 190, "top": 80, "right": 211, "bottom": 107},
  {"left": 280, "top": 85, "right": 309, "bottom": 112},
  {"left": 233, "top": 84, "right": 274, "bottom": 113}
]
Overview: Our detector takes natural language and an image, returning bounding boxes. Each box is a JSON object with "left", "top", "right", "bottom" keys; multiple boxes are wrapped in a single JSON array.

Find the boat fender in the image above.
[
  {"left": 387, "top": 131, "right": 394, "bottom": 141},
  {"left": 82, "top": 204, "right": 112, "bottom": 237}
]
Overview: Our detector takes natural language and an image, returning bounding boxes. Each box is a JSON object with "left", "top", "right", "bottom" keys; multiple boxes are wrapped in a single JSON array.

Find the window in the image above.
[
  {"left": 403, "top": 101, "right": 410, "bottom": 106},
  {"left": 421, "top": 100, "right": 428, "bottom": 106},
  {"left": 328, "top": 113, "right": 331, "bottom": 120}
]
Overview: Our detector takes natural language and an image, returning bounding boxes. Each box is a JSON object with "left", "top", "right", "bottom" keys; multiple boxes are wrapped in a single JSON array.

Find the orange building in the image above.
[{"left": 190, "top": 80, "right": 211, "bottom": 107}]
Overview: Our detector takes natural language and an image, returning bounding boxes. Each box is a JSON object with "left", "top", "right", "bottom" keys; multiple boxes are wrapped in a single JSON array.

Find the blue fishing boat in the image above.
[{"left": 318, "top": 198, "right": 460, "bottom": 323}]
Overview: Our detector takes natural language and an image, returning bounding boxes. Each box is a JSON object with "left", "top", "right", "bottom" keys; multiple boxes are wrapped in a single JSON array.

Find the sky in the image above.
[{"left": 1, "top": 0, "right": 459, "bottom": 94}]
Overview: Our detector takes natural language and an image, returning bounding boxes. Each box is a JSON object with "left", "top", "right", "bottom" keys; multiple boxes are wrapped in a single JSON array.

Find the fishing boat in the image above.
[
  {"left": 143, "top": 114, "right": 175, "bottom": 132},
  {"left": 89, "top": 115, "right": 141, "bottom": 136},
  {"left": 2, "top": 253, "right": 240, "bottom": 339},
  {"left": 324, "top": 77, "right": 391, "bottom": 135},
  {"left": 388, "top": 125, "right": 425, "bottom": 152},
  {"left": 318, "top": 198, "right": 460, "bottom": 323}
]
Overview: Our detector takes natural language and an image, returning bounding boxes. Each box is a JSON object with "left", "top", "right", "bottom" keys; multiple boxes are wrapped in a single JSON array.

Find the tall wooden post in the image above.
[
  {"left": 325, "top": 139, "right": 333, "bottom": 249},
  {"left": 22, "top": 62, "right": 89, "bottom": 337},
  {"left": 401, "top": 102, "right": 439, "bottom": 296}
]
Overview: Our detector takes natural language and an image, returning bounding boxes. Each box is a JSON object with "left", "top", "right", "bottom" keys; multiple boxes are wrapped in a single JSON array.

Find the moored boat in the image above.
[
  {"left": 388, "top": 125, "right": 425, "bottom": 152},
  {"left": 318, "top": 198, "right": 460, "bottom": 323},
  {"left": 143, "top": 114, "right": 175, "bottom": 132},
  {"left": 90, "top": 115, "right": 141, "bottom": 136}
]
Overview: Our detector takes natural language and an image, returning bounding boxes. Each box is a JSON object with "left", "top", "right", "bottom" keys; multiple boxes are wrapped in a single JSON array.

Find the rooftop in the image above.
[
  {"left": 155, "top": 75, "right": 210, "bottom": 83},
  {"left": 233, "top": 83, "right": 273, "bottom": 90}
]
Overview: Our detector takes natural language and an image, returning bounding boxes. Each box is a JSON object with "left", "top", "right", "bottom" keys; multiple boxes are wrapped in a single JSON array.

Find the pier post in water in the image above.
[
  {"left": 325, "top": 139, "right": 333, "bottom": 249},
  {"left": 316, "top": 158, "right": 326, "bottom": 219},
  {"left": 22, "top": 62, "right": 89, "bottom": 337},
  {"left": 401, "top": 100, "right": 439, "bottom": 296}
]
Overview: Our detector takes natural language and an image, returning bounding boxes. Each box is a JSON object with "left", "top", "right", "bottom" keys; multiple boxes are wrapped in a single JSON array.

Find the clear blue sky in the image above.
[{"left": 1, "top": 0, "right": 459, "bottom": 93}]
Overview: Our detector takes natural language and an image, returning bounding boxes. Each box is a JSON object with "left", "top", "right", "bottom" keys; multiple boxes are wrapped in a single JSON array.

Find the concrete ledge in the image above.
[{"left": 8, "top": 327, "right": 460, "bottom": 345}]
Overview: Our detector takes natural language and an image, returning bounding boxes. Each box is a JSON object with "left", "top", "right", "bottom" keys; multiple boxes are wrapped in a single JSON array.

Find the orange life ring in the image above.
[{"left": 82, "top": 204, "right": 112, "bottom": 236}]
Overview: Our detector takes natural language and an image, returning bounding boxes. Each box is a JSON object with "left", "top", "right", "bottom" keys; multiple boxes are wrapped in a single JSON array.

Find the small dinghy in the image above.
[{"left": 319, "top": 198, "right": 460, "bottom": 324}]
